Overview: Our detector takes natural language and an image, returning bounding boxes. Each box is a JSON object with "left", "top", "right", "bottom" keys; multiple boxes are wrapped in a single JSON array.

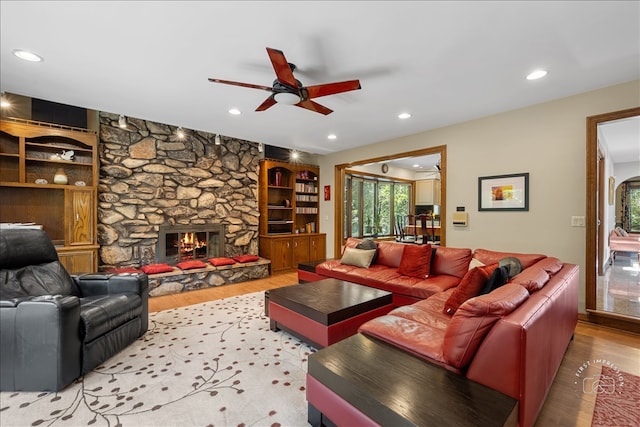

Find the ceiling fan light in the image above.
[{"left": 274, "top": 92, "right": 301, "bottom": 105}]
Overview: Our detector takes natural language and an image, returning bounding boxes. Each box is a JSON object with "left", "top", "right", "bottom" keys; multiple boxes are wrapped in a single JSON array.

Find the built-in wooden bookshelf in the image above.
[
  {"left": 258, "top": 159, "right": 326, "bottom": 272},
  {"left": 0, "top": 118, "right": 99, "bottom": 273}
]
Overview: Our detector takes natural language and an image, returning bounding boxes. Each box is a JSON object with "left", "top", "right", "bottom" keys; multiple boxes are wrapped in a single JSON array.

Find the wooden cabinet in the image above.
[
  {"left": 260, "top": 236, "right": 295, "bottom": 272},
  {"left": 260, "top": 233, "right": 327, "bottom": 273},
  {"left": 0, "top": 119, "right": 98, "bottom": 273},
  {"left": 67, "top": 188, "right": 94, "bottom": 246},
  {"left": 57, "top": 248, "right": 97, "bottom": 274},
  {"left": 293, "top": 235, "right": 311, "bottom": 266},
  {"left": 259, "top": 159, "right": 325, "bottom": 271},
  {"left": 416, "top": 179, "right": 441, "bottom": 205},
  {"left": 309, "top": 234, "right": 326, "bottom": 262}
]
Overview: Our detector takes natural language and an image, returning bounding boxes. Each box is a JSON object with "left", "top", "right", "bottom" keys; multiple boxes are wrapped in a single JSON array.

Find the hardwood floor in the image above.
[
  {"left": 536, "top": 322, "right": 639, "bottom": 426},
  {"left": 148, "top": 271, "right": 298, "bottom": 312},
  {"left": 148, "top": 272, "right": 640, "bottom": 427}
]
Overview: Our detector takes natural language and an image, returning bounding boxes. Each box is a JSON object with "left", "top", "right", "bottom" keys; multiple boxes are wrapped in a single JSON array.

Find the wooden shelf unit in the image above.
[
  {"left": 0, "top": 119, "right": 99, "bottom": 273},
  {"left": 259, "top": 159, "right": 326, "bottom": 272}
]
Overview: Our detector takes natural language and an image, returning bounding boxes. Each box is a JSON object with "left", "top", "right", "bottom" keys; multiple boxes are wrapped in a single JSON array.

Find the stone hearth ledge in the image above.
[{"left": 147, "top": 258, "right": 271, "bottom": 297}]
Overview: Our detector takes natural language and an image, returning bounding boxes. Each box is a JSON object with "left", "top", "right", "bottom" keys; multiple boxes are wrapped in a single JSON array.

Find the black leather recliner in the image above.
[{"left": 0, "top": 228, "right": 149, "bottom": 391}]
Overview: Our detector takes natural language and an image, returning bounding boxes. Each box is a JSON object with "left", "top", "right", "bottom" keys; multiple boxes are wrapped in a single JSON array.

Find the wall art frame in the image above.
[
  {"left": 608, "top": 176, "right": 615, "bottom": 205},
  {"left": 478, "top": 173, "right": 529, "bottom": 211}
]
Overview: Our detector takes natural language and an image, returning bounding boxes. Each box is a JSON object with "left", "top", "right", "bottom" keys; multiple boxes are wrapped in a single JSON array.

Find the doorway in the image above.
[
  {"left": 586, "top": 107, "right": 640, "bottom": 332},
  {"left": 333, "top": 145, "right": 446, "bottom": 257}
]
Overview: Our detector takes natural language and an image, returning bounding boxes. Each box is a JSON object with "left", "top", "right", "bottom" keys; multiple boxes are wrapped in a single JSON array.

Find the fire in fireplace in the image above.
[{"left": 156, "top": 224, "right": 225, "bottom": 264}]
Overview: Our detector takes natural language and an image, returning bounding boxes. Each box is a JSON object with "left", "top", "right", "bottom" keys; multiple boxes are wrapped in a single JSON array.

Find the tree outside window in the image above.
[{"left": 345, "top": 173, "right": 411, "bottom": 238}]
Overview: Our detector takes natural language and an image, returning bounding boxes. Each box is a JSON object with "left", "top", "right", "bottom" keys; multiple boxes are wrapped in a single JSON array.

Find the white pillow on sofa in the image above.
[
  {"left": 340, "top": 247, "right": 377, "bottom": 268},
  {"left": 616, "top": 226, "right": 629, "bottom": 237}
]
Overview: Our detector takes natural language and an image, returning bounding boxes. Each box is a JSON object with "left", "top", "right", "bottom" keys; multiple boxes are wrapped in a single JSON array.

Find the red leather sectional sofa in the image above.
[
  {"left": 304, "top": 238, "right": 579, "bottom": 427},
  {"left": 307, "top": 238, "right": 474, "bottom": 306}
]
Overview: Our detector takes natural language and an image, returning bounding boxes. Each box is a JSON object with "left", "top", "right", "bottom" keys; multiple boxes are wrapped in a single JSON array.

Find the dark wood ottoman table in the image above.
[
  {"left": 266, "top": 278, "right": 392, "bottom": 348},
  {"left": 307, "top": 333, "right": 518, "bottom": 427}
]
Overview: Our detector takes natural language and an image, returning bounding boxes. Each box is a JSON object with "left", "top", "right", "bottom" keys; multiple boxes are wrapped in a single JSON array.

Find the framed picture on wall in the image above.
[
  {"left": 608, "top": 176, "right": 615, "bottom": 205},
  {"left": 478, "top": 173, "right": 529, "bottom": 211}
]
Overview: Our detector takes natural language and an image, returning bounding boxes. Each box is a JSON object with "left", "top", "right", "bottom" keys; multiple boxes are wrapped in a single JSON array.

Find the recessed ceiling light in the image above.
[
  {"left": 398, "top": 113, "right": 411, "bottom": 119},
  {"left": 13, "top": 49, "right": 43, "bottom": 62},
  {"left": 228, "top": 108, "right": 241, "bottom": 115},
  {"left": 526, "top": 69, "right": 548, "bottom": 80},
  {"left": 413, "top": 164, "right": 420, "bottom": 168},
  {"left": 327, "top": 134, "right": 337, "bottom": 140}
]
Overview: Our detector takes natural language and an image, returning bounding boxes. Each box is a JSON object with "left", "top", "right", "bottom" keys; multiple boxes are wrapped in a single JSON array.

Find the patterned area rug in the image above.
[
  {"left": 0, "top": 292, "right": 315, "bottom": 427},
  {"left": 591, "top": 366, "right": 640, "bottom": 427}
]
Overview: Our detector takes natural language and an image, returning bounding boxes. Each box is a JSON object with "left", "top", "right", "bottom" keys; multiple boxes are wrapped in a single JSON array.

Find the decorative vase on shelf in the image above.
[
  {"left": 53, "top": 168, "right": 68, "bottom": 185},
  {"left": 274, "top": 169, "right": 282, "bottom": 186}
]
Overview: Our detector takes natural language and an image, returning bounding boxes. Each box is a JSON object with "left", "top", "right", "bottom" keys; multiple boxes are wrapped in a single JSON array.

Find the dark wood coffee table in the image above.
[{"left": 267, "top": 278, "right": 393, "bottom": 348}]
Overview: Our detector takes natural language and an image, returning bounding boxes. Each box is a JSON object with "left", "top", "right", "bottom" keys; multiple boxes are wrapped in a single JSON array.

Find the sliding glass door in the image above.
[{"left": 344, "top": 173, "right": 410, "bottom": 238}]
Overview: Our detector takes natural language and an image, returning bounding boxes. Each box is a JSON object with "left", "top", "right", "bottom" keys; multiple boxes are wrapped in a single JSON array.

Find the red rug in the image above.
[{"left": 591, "top": 366, "right": 640, "bottom": 426}]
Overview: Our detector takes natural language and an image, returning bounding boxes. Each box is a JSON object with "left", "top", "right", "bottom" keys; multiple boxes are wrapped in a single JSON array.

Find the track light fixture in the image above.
[
  {"left": 258, "top": 143, "right": 264, "bottom": 153},
  {"left": 215, "top": 134, "right": 221, "bottom": 146},
  {"left": 0, "top": 93, "right": 10, "bottom": 109},
  {"left": 118, "top": 114, "right": 127, "bottom": 128}
]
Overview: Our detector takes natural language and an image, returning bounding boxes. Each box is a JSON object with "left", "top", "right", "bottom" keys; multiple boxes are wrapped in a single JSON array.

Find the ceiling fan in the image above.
[{"left": 208, "top": 47, "right": 361, "bottom": 115}]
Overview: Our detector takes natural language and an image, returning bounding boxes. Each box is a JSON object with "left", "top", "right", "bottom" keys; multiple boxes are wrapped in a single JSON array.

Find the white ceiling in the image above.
[
  {"left": 1, "top": 1, "right": 638, "bottom": 157},
  {"left": 599, "top": 116, "right": 640, "bottom": 163}
]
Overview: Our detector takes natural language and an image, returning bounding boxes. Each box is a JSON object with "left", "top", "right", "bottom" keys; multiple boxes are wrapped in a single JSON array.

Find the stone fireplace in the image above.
[
  {"left": 97, "top": 112, "right": 261, "bottom": 275},
  {"left": 156, "top": 224, "right": 224, "bottom": 264}
]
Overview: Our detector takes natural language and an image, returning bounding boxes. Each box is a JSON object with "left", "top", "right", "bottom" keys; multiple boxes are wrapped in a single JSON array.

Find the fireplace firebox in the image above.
[{"left": 156, "top": 224, "right": 225, "bottom": 264}]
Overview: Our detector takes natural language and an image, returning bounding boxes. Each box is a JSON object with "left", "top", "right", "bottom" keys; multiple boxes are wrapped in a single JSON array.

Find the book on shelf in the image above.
[{"left": 0, "top": 222, "right": 44, "bottom": 229}]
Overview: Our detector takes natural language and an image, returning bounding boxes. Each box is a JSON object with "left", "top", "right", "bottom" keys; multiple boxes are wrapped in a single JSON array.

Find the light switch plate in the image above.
[{"left": 571, "top": 216, "right": 585, "bottom": 227}]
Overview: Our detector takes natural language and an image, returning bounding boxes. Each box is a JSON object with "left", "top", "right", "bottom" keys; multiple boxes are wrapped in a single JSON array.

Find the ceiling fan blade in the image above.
[
  {"left": 305, "top": 80, "right": 362, "bottom": 99},
  {"left": 208, "top": 78, "right": 272, "bottom": 92},
  {"left": 256, "top": 95, "right": 277, "bottom": 112},
  {"left": 295, "top": 100, "right": 333, "bottom": 115},
  {"left": 266, "top": 47, "right": 298, "bottom": 89}
]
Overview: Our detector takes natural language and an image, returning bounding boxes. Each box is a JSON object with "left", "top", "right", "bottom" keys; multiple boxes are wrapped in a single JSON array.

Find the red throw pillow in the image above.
[
  {"left": 176, "top": 260, "right": 208, "bottom": 270},
  {"left": 140, "top": 263, "right": 174, "bottom": 274},
  {"left": 397, "top": 244, "right": 432, "bottom": 279},
  {"left": 209, "top": 257, "right": 236, "bottom": 266},
  {"left": 233, "top": 254, "right": 260, "bottom": 263},
  {"left": 443, "top": 263, "right": 498, "bottom": 315}
]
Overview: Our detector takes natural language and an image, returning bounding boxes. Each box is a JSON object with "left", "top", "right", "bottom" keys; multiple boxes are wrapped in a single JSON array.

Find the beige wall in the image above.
[{"left": 318, "top": 80, "right": 640, "bottom": 313}]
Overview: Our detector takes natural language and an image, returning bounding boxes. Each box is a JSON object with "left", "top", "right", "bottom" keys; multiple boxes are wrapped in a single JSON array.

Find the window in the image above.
[{"left": 345, "top": 173, "right": 411, "bottom": 238}]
